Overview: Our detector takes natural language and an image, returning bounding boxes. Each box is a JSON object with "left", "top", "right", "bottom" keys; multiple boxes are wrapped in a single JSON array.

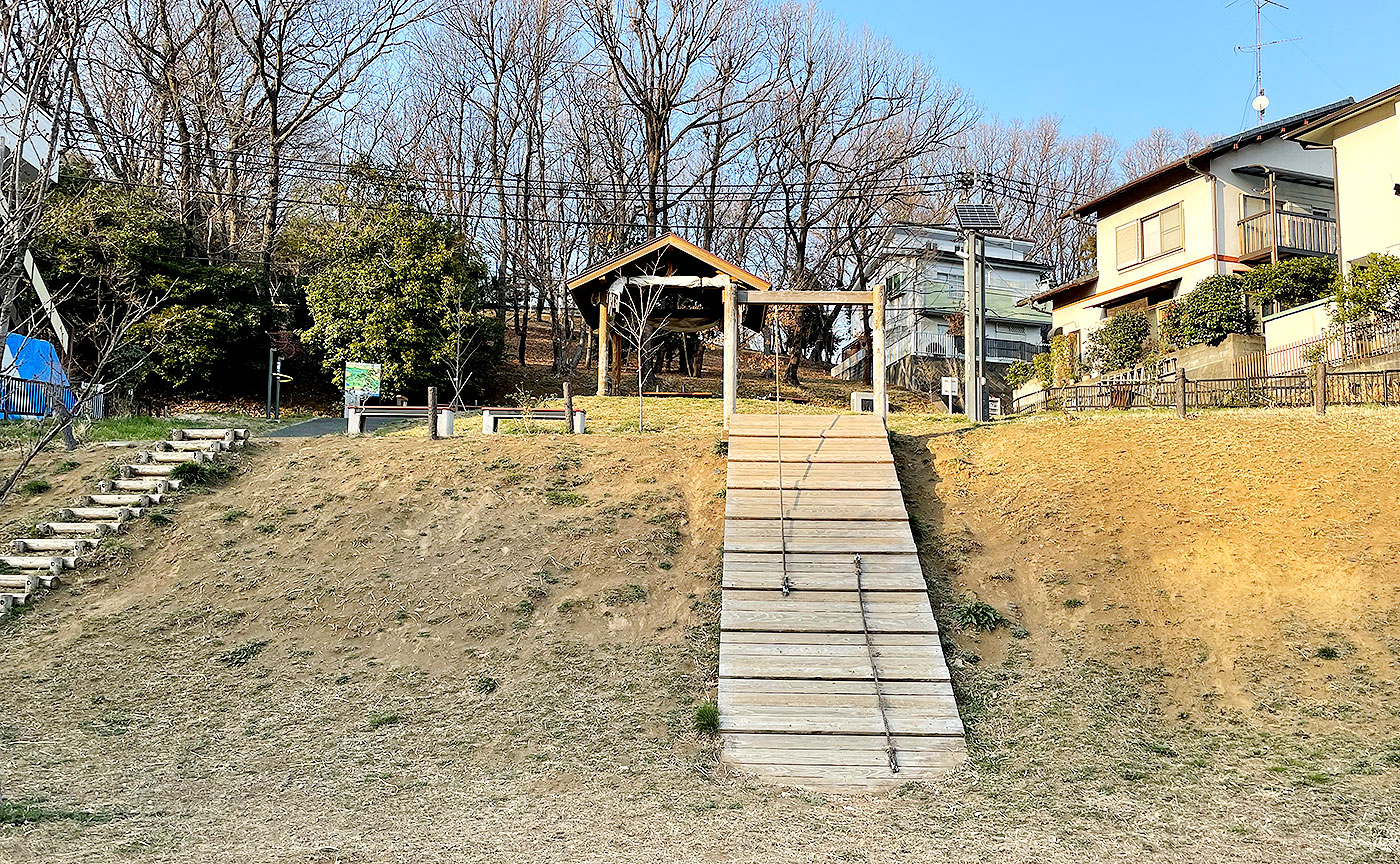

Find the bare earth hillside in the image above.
[{"left": 2, "top": 408, "right": 1398, "bottom": 862}]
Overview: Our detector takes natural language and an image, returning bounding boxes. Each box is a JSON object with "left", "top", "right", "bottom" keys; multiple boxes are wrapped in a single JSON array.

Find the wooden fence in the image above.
[{"left": 1012, "top": 368, "right": 1400, "bottom": 414}]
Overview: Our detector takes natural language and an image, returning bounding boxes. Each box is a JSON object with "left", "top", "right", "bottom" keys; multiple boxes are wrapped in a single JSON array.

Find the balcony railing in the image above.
[{"left": 1239, "top": 210, "right": 1337, "bottom": 261}]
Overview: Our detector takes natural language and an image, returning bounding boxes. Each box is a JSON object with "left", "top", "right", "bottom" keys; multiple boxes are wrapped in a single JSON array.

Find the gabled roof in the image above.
[
  {"left": 565, "top": 232, "right": 770, "bottom": 293},
  {"left": 1288, "top": 83, "right": 1400, "bottom": 146},
  {"left": 566, "top": 233, "right": 770, "bottom": 331},
  {"left": 1017, "top": 273, "right": 1097, "bottom": 308},
  {"left": 1069, "top": 98, "right": 1355, "bottom": 219}
]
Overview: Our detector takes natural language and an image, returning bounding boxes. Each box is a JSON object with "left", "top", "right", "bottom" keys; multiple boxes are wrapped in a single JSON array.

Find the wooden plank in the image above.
[
  {"left": 722, "top": 589, "right": 929, "bottom": 606},
  {"left": 723, "top": 520, "right": 915, "bottom": 554},
  {"left": 719, "top": 710, "right": 964, "bottom": 736},
  {"left": 735, "top": 289, "right": 874, "bottom": 306},
  {"left": 726, "top": 414, "right": 886, "bottom": 438},
  {"left": 726, "top": 461, "right": 900, "bottom": 491},
  {"left": 723, "top": 551, "right": 922, "bottom": 572},
  {"left": 721, "top": 608, "right": 938, "bottom": 634},
  {"left": 723, "top": 570, "right": 925, "bottom": 591},
  {"left": 718, "top": 652, "right": 947, "bottom": 679},
  {"left": 721, "top": 632, "right": 933, "bottom": 648},
  {"left": 728, "top": 437, "right": 893, "bottom": 464},
  {"left": 719, "top": 677, "right": 951, "bottom": 696},
  {"left": 725, "top": 489, "right": 907, "bottom": 521}
]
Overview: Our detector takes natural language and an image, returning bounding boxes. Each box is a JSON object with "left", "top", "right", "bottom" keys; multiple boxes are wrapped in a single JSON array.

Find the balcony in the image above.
[{"left": 1239, "top": 210, "right": 1338, "bottom": 264}]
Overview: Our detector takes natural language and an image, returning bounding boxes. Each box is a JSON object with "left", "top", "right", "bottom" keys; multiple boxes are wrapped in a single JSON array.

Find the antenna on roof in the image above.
[{"left": 1233, "top": 0, "right": 1299, "bottom": 123}]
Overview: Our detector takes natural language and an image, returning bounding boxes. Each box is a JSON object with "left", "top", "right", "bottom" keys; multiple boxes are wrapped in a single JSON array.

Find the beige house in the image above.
[
  {"left": 1288, "top": 83, "right": 1400, "bottom": 268},
  {"left": 1026, "top": 100, "right": 1351, "bottom": 363}
]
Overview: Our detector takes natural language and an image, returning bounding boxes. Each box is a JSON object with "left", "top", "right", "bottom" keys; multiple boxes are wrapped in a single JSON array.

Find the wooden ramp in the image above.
[{"left": 720, "top": 413, "right": 966, "bottom": 789}]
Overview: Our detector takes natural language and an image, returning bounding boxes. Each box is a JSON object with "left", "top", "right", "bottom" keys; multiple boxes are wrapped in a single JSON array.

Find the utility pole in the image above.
[{"left": 955, "top": 204, "right": 1002, "bottom": 423}]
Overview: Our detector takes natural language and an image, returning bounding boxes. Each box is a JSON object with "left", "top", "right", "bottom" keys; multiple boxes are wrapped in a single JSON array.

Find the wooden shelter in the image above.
[{"left": 568, "top": 233, "right": 886, "bottom": 425}]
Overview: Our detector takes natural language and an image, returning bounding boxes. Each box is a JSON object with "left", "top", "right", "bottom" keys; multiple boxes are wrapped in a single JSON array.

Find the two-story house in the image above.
[
  {"left": 831, "top": 224, "right": 1050, "bottom": 402},
  {"left": 1025, "top": 100, "right": 1352, "bottom": 366},
  {"left": 1289, "top": 83, "right": 1400, "bottom": 267}
]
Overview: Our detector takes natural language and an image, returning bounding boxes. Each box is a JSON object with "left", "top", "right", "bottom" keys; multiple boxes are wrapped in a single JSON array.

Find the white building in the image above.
[
  {"left": 831, "top": 224, "right": 1050, "bottom": 398},
  {"left": 1024, "top": 100, "right": 1351, "bottom": 365}
]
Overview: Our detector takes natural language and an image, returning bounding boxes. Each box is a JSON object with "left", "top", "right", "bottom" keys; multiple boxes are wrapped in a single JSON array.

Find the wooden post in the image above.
[
  {"left": 721, "top": 275, "right": 737, "bottom": 428},
  {"left": 427, "top": 386, "right": 439, "bottom": 440},
  {"left": 562, "top": 382, "right": 574, "bottom": 434},
  {"left": 1314, "top": 362, "right": 1326, "bottom": 415},
  {"left": 1175, "top": 367, "right": 1187, "bottom": 418},
  {"left": 596, "top": 301, "right": 611, "bottom": 396},
  {"left": 872, "top": 278, "right": 887, "bottom": 424}
]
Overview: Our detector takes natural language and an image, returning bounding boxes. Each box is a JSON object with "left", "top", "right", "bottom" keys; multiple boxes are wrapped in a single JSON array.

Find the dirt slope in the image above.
[{"left": 1, "top": 412, "right": 1398, "bottom": 863}]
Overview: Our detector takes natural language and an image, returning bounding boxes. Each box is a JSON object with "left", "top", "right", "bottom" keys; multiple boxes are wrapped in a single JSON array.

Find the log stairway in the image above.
[
  {"left": 0, "top": 427, "right": 249, "bottom": 609},
  {"left": 720, "top": 413, "right": 965, "bottom": 789}
]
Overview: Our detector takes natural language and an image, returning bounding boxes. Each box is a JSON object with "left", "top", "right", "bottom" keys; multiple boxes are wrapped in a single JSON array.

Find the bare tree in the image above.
[
  {"left": 609, "top": 277, "right": 669, "bottom": 431},
  {"left": 1119, "top": 126, "right": 1205, "bottom": 180},
  {"left": 221, "top": 0, "right": 431, "bottom": 293}
]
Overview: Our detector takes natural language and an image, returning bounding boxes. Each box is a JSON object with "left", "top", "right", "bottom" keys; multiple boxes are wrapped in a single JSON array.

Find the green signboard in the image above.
[{"left": 344, "top": 361, "right": 382, "bottom": 408}]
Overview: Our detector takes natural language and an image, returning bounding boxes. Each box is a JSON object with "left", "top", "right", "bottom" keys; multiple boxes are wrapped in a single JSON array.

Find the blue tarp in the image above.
[{"left": 1, "top": 334, "right": 74, "bottom": 418}]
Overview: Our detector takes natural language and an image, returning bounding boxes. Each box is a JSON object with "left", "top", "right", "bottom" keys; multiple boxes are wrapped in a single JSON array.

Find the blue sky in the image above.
[{"left": 819, "top": 0, "right": 1399, "bottom": 144}]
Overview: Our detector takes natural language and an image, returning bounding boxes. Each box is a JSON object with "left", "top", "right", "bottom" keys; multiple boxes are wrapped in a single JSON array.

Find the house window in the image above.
[
  {"left": 1115, "top": 203, "right": 1184, "bottom": 270},
  {"left": 1242, "top": 194, "right": 1268, "bottom": 218}
]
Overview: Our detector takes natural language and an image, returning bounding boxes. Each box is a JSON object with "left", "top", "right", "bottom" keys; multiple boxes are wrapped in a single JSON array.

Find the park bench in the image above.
[
  {"left": 480, "top": 407, "right": 586, "bottom": 434},
  {"left": 346, "top": 405, "right": 454, "bottom": 436}
]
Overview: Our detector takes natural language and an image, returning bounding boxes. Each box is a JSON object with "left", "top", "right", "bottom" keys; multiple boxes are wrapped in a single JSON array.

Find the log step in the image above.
[
  {"left": 173, "top": 428, "right": 247, "bottom": 441},
  {"left": 102, "top": 478, "right": 178, "bottom": 493},
  {"left": 1, "top": 590, "right": 30, "bottom": 608},
  {"left": 0, "top": 556, "right": 68, "bottom": 571},
  {"left": 12, "top": 538, "right": 97, "bottom": 554},
  {"left": 123, "top": 464, "right": 176, "bottom": 478},
  {"left": 0, "top": 572, "right": 38, "bottom": 592},
  {"left": 83, "top": 494, "right": 154, "bottom": 507},
  {"left": 147, "top": 450, "right": 205, "bottom": 464},
  {"left": 37, "top": 522, "right": 121, "bottom": 537},
  {"left": 158, "top": 439, "right": 223, "bottom": 453},
  {"left": 60, "top": 507, "right": 133, "bottom": 522}
]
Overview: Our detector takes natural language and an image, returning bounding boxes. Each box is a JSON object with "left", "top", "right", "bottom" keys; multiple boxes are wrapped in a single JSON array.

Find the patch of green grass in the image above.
[
  {"left": 603, "top": 584, "right": 647, "bottom": 606},
  {"left": 146, "top": 509, "right": 174, "bottom": 527},
  {"left": 19, "top": 478, "right": 50, "bottom": 495},
  {"left": 84, "top": 416, "right": 183, "bottom": 442},
  {"left": 475, "top": 676, "right": 498, "bottom": 694},
  {"left": 712, "top": 439, "right": 728, "bottom": 456},
  {"left": 1315, "top": 646, "right": 1339, "bottom": 660},
  {"left": 694, "top": 702, "right": 720, "bottom": 735},
  {"left": 170, "top": 460, "right": 234, "bottom": 488},
  {"left": 542, "top": 489, "right": 587, "bottom": 506},
  {"left": 253, "top": 522, "right": 277, "bottom": 534},
  {"left": 1063, "top": 597, "right": 1086, "bottom": 609},
  {"left": 221, "top": 508, "right": 248, "bottom": 522},
  {"left": 0, "top": 798, "right": 122, "bottom": 826},
  {"left": 217, "top": 639, "right": 269, "bottom": 668},
  {"left": 556, "top": 598, "right": 592, "bottom": 614},
  {"left": 950, "top": 599, "right": 1009, "bottom": 632},
  {"left": 367, "top": 711, "right": 400, "bottom": 731},
  {"left": 53, "top": 459, "right": 80, "bottom": 473}
]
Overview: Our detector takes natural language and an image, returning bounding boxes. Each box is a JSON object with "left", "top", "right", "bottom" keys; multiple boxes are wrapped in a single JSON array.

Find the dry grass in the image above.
[{"left": 1, "top": 410, "right": 1397, "bottom": 862}]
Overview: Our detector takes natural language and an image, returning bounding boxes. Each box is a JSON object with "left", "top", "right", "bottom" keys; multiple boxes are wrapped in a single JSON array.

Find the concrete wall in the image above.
[
  {"left": 1171, "top": 333, "right": 1266, "bottom": 379},
  {"left": 1263, "top": 297, "right": 1334, "bottom": 351},
  {"left": 1331, "top": 100, "right": 1400, "bottom": 266}
]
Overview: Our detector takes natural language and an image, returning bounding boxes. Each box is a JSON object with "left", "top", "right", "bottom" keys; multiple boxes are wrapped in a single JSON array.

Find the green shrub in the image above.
[
  {"left": 19, "top": 478, "right": 51, "bottom": 495},
  {"left": 1085, "top": 310, "right": 1151, "bottom": 374},
  {"left": 694, "top": 702, "right": 720, "bottom": 735},
  {"left": 170, "top": 460, "right": 233, "bottom": 487},
  {"left": 367, "top": 711, "right": 400, "bottom": 730},
  {"left": 1162, "top": 274, "right": 1255, "bottom": 349},
  {"left": 1242, "top": 257, "right": 1338, "bottom": 312},
  {"left": 950, "top": 598, "right": 1008, "bottom": 632},
  {"left": 217, "top": 640, "right": 268, "bottom": 668},
  {"left": 603, "top": 584, "right": 647, "bottom": 606},
  {"left": 1334, "top": 253, "right": 1400, "bottom": 323},
  {"left": 1031, "top": 352, "right": 1055, "bottom": 387},
  {"left": 1004, "top": 358, "right": 1034, "bottom": 390}
]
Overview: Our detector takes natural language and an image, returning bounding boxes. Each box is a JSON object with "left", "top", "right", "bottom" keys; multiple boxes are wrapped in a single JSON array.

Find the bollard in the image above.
[
  {"left": 428, "top": 387, "right": 439, "bottom": 440},
  {"left": 1314, "top": 363, "right": 1326, "bottom": 416},
  {"left": 563, "top": 382, "right": 574, "bottom": 434},
  {"left": 1175, "top": 367, "right": 1187, "bottom": 418}
]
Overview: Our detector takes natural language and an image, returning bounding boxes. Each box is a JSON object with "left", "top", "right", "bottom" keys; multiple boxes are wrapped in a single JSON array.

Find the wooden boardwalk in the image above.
[{"left": 720, "top": 414, "right": 966, "bottom": 789}]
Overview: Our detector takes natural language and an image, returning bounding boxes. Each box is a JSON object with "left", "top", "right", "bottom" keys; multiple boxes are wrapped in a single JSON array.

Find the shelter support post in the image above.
[
  {"left": 597, "top": 301, "right": 611, "bottom": 396},
  {"left": 872, "top": 279, "right": 887, "bottom": 423},
  {"left": 722, "top": 275, "right": 737, "bottom": 428}
]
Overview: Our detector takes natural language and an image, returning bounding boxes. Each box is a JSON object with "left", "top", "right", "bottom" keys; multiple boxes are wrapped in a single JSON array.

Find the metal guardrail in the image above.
[
  {"left": 0, "top": 376, "right": 103, "bottom": 420},
  {"left": 1012, "top": 369, "right": 1400, "bottom": 414}
]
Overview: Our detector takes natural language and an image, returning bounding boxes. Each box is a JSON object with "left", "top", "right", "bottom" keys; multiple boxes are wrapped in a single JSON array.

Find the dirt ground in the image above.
[{"left": 1, "top": 407, "right": 1398, "bottom": 862}]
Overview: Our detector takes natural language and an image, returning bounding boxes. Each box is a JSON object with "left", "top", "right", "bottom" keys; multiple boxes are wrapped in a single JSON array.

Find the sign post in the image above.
[
  {"left": 344, "top": 362, "right": 383, "bottom": 415},
  {"left": 941, "top": 376, "right": 958, "bottom": 415}
]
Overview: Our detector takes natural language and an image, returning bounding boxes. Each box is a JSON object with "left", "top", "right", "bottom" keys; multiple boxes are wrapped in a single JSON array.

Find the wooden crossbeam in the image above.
[{"left": 734, "top": 289, "right": 874, "bottom": 305}]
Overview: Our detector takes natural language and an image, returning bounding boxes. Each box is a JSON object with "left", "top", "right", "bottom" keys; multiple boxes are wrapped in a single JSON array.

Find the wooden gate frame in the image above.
[{"left": 722, "top": 282, "right": 887, "bottom": 428}]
